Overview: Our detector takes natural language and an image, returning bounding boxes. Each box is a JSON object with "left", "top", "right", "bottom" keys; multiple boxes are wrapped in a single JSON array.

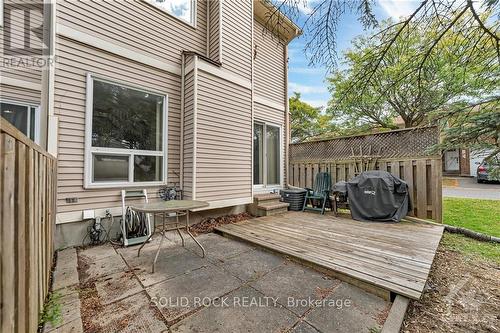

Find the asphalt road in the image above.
[{"left": 443, "top": 177, "right": 500, "bottom": 200}]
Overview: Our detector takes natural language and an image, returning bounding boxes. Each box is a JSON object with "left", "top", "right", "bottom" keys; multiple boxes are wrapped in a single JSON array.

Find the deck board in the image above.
[{"left": 215, "top": 211, "right": 444, "bottom": 300}]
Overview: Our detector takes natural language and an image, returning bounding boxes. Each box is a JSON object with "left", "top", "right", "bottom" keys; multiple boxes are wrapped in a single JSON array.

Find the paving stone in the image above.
[
  {"left": 171, "top": 286, "right": 298, "bottom": 333},
  {"left": 146, "top": 264, "right": 242, "bottom": 323},
  {"left": 85, "top": 291, "right": 167, "bottom": 333},
  {"left": 44, "top": 286, "right": 82, "bottom": 332},
  {"left": 79, "top": 244, "right": 117, "bottom": 262},
  {"left": 185, "top": 233, "right": 255, "bottom": 261},
  {"left": 250, "top": 261, "right": 340, "bottom": 315},
  {"left": 45, "top": 318, "right": 83, "bottom": 333},
  {"left": 290, "top": 321, "right": 321, "bottom": 333},
  {"left": 305, "top": 282, "right": 389, "bottom": 333},
  {"left": 133, "top": 249, "right": 209, "bottom": 287},
  {"left": 117, "top": 236, "right": 187, "bottom": 268},
  {"left": 78, "top": 252, "right": 128, "bottom": 283},
  {"left": 53, "top": 265, "right": 79, "bottom": 291},
  {"left": 95, "top": 270, "right": 143, "bottom": 305},
  {"left": 218, "top": 248, "right": 284, "bottom": 282},
  {"left": 57, "top": 248, "right": 78, "bottom": 266}
]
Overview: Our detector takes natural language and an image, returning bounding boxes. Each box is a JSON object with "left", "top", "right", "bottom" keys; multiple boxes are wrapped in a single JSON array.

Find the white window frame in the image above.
[
  {"left": 0, "top": 99, "right": 41, "bottom": 144},
  {"left": 253, "top": 121, "right": 283, "bottom": 190},
  {"left": 144, "top": 0, "right": 197, "bottom": 28},
  {"left": 84, "top": 73, "right": 168, "bottom": 189}
]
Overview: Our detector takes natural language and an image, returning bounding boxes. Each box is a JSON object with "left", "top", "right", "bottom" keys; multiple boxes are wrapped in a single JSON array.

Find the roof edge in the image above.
[{"left": 254, "top": 0, "right": 302, "bottom": 44}]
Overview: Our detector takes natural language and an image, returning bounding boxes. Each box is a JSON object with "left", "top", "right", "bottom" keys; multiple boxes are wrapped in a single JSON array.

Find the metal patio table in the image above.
[{"left": 131, "top": 200, "right": 209, "bottom": 272}]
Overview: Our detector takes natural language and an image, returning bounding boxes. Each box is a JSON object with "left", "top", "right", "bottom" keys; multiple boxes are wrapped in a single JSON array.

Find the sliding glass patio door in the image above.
[{"left": 253, "top": 122, "right": 281, "bottom": 187}]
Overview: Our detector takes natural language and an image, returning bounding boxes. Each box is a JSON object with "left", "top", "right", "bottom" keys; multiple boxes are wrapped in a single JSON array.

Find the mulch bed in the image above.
[
  {"left": 189, "top": 212, "right": 253, "bottom": 235},
  {"left": 402, "top": 245, "right": 500, "bottom": 332}
]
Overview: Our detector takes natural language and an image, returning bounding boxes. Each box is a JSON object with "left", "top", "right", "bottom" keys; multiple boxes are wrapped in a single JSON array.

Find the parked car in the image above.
[{"left": 477, "top": 157, "right": 500, "bottom": 183}]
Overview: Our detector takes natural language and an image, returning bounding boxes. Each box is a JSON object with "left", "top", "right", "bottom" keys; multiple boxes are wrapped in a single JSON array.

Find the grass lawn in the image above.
[
  {"left": 443, "top": 197, "right": 500, "bottom": 237},
  {"left": 441, "top": 233, "right": 500, "bottom": 265}
]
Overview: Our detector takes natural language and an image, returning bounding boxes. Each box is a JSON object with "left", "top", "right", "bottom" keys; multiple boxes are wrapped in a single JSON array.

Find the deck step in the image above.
[
  {"left": 253, "top": 193, "right": 281, "bottom": 204},
  {"left": 248, "top": 193, "right": 289, "bottom": 217},
  {"left": 257, "top": 202, "right": 289, "bottom": 211}
]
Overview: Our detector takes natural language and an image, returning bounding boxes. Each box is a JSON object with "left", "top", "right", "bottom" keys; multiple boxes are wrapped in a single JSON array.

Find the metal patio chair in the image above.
[{"left": 302, "top": 172, "right": 332, "bottom": 215}]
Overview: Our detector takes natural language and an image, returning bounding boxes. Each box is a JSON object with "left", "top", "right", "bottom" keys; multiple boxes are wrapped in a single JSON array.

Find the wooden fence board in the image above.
[
  {"left": 1, "top": 119, "right": 57, "bottom": 332},
  {"left": 289, "top": 156, "right": 442, "bottom": 222},
  {"left": 1, "top": 134, "right": 16, "bottom": 333},
  {"left": 16, "top": 143, "right": 27, "bottom": 333}
]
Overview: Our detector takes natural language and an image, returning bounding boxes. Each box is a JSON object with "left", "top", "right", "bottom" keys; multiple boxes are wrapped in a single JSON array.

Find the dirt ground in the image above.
[{"left": 402, "top": 245, "right": 500, "bottom": 333}]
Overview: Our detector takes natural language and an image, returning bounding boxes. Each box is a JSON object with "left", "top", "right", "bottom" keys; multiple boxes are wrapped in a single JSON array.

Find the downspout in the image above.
[
  {"left": 251, "top": 0, "right": 254, "bottom": 197},
  {"left": 42, "top": 0, "right": 57, "bottom": 154},
  {"left": 284, "top": 45, "right": 289, "bottom": 188},
  {"left": 180, "top": 53, "right": 185, "bottom": 190}
]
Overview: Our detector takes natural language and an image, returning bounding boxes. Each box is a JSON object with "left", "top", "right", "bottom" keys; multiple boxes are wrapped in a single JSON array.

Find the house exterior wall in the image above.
[
  {"left": 2, "top": 0, "right": 297, "bottom": 228},
  {"left": 56, "top": 0, "right": 208, "bottom": 66},
  {"left": 1, "top": 0, "right": 44, "bottom": 85},
  {"left": 54, "top": 36, "right": 181, "bottom": 218},
  {"left": 253, "top": 20, "right": 286, "bottom": 105},
  {"left": 220, "top": 0, "right": 252, "bottom": 80},
  {"left": 208, "top": 0, "right": 221, "bottom": 61},
  {"left": 195, "top": 67, "right": 252, "bottom": 203}
]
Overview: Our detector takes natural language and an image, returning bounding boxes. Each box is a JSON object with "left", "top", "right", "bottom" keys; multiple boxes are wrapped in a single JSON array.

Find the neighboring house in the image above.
[{"left": 1, "top": 0, "right": 301, "bottom": 246}]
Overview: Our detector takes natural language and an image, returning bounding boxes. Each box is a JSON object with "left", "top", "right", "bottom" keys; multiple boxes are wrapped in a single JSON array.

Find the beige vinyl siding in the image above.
[
  {"left": 195, "top": 68, "right": 252, "bottom": 201},
  {"left": 208, "top": 0, "right": 220, "bottom": 61},
  {"left": 54, "top": 36, "right": 181, "bottom": 213},
  {"left": 183, "top": 69, "right": 195, "bottom": 200},
  {"left": 254, "top": 101, "right": 286, "bottom": 185},
  {"left": 56, "top": 0, "right": 207, "bottom": 67},
  {"left": 0, "top": 0, "right": 43, "bottom": 84},
  {"left": 253, "top": 20, "right": 285, "bottom": 105},
  {"left": 0, "top": 84, "right": 41, "bottom": 104},
  {"left": 221, "top": 0, "right": 252, "bottom": 80}
]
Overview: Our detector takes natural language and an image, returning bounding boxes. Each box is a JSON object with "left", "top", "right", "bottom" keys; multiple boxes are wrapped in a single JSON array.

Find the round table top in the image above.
[{"left": 130, "top": 200, "right": 209, "bottom": 213}]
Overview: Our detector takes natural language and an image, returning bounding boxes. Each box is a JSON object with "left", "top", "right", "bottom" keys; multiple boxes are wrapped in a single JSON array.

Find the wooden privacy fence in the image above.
[
  {"left": 289, "top": 127, "right": 442, "bottom": 222},
  {"left": 1, "top": 118, "right": 57, "bottom": 333}
]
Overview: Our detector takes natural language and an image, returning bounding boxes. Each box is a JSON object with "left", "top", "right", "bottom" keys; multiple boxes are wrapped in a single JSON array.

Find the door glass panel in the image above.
[
  {"left": 30, "top": 107, "right": 36, "bottom": 140},
  {"left": 253, "top": 123, "right": 264, "bottom": 185},
  {"left": 1, "top": 102, "right": 28, "bottom": 135},
  {"left": 266, "top": 125, "right": 280, "bottom": 185}
]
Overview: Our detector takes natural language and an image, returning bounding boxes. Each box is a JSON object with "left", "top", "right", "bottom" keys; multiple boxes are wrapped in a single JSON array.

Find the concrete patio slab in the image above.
[
  {"left": 78, "top": 252, "right": 128, "bottom": 283},
  {"left": 58, "top": 231, "right": 394, "bottom": 333},
  {"left": 53, "top": 248, "right": 79, "bottom": 290},
  {"left": 94, "top": 270, "right": 143, "bottom": 305},
  {"left": 218, "top": 248, "right": 285, "bottom": 282},
  {"left": 291, "top": 321, "right": 321, "bottom": 333},
  {"left": 170, "top": 286, "right": 297, "bottom": 333},
  {"left": 116, "top": 237, "right": 187, "bottom": 269},
  {"left": 182, "top": 232, "right": 255, "bottom": 261},
  {"left": 44, "top": 285, "right": 82, "bottom": 332},
  {"left": 250, "top": 261, "right": 341, "bottom": 315},
  {"left": 85, "top": 291, "right": 167, "bottom": 333},
  {"left": 79, "top": 244, "right": 117, "bottom": 262},
  {"left": 133, "top": 249, "right": 208, "bottom": 287},
  {"left": 304, "top": 282, "right": 389, "bottom": 333},
  {"left": 146, "top": 264, "right": 241, "bottom": 323}
]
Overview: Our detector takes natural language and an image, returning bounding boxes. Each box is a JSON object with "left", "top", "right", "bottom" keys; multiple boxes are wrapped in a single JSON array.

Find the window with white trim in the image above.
[
  {"left": 148, "top": 0, "right": 196, "bottom": 26},
  {"left": 1, "top": 100, "right": 40, "bottom": 143},
  {"left": 86, "top": 76, "right": 167, "bottom": 187}
]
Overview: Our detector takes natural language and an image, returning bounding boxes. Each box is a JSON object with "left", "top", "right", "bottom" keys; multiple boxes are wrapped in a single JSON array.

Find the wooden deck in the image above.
[{"left": 215, "top": 211, "right": 444, "bottom": 300}]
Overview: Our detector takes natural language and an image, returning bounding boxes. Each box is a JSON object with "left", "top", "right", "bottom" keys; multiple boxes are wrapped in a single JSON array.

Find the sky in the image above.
[{"left": 287, "top": 0, "right": 420, "bottom": 109}]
